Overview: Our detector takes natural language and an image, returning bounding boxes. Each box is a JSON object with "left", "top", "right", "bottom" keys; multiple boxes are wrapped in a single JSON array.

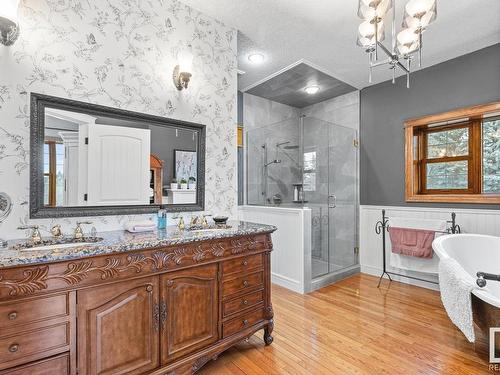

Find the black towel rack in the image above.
[{"left": 375, "top": 209, "right": 461, "bottom": 288}]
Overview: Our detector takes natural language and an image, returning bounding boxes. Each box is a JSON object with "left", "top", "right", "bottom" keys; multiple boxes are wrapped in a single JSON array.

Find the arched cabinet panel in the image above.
[
  {"left": 77, "top": 277, "right": 159, "bottom": 375},
  {"left": 160, "top": 264, "right": 218, "bottom": 364}
]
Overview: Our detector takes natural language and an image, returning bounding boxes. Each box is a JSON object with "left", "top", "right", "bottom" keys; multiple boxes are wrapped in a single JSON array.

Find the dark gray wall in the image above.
[
  {"left": 360, "top": 43, "right": 500, "bottom": 209},
  {"left": 150, "top": 126, "right": 196, "bottom": 185}
]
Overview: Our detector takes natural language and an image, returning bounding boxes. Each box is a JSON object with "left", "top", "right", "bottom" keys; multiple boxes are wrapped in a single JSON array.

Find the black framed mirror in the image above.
[{"left": 30, "top": 93, "right": 206, "bottom": 218}]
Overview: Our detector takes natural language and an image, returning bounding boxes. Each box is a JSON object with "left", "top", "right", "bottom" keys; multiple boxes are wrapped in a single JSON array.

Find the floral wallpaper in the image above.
[{"left": 0, "top": 0, "right": 237, "bottom": 240}]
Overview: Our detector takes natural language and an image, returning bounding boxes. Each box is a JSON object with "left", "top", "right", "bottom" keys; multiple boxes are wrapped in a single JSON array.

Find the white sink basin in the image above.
[{"left": 18, "top": 241, "right": 98, "bottom": 252}]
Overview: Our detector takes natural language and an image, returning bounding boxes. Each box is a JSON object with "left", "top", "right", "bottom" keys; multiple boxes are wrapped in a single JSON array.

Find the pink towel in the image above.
[{"left": 388, "top": 227, "right": 435, "bottom": 258}]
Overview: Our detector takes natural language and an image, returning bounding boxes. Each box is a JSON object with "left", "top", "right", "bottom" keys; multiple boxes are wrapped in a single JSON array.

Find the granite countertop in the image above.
[{"left": 0, "top": 221, "right": 276, "bottom": 269}]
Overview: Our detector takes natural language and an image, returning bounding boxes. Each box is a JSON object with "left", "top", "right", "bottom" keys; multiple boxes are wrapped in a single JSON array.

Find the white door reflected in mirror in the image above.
[{"left": 43, "top": 107, "right": 199, "bottom": 207}]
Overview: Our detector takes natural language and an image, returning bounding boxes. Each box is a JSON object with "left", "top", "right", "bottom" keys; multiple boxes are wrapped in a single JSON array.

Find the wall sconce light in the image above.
[
  {"left": 0, "top": 0, "right": 20, "bottom": 46},
  {"left": 173, "top": 48, "right": 193, "bottom": 91}
]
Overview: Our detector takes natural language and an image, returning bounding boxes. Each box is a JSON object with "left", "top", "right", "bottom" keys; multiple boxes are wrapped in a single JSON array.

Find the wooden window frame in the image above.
[
  {"left": 44, "top": 141, "right": 57, "bottom": 207},
  {"left": 405, "top": 101, "right": 500, "bottom": 204}
]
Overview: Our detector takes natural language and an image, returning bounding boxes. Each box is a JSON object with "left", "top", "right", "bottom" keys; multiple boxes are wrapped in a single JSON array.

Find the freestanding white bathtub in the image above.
[
  {"left": 433, "top": 234, "right": 500, "bottom": 356},
  {"left": 433, "top": 234, "right": 500, "bottom": 309}
]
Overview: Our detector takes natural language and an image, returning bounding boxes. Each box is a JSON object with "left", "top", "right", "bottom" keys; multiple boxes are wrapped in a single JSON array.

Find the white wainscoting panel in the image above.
[
  {"left": 360, "top": 205, "right": 500, "bottom": 290},
  {"left": 238, "top": 205, "right": 311, "bottom": 293}
]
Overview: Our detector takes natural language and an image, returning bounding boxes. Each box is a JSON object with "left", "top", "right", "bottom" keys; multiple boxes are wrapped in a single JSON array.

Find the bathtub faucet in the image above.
[{"left": 476, "top": 271, "right": 500, "bottom": 288}]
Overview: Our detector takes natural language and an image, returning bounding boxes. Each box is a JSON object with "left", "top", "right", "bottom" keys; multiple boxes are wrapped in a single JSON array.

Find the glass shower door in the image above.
[
  {"left": 328, "top": 125, "right": 358, "bottom": 271},
  {"left": 303, "top": 117, "right": 331, "bottom": 279}
]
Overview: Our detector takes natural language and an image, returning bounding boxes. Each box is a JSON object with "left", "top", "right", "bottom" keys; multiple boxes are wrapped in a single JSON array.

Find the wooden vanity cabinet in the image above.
[
  {"left": 160, "top": 264, "right": 219, "bottom": 364},
  {"left": 0, "top": 233, "right": 274, "bottom": 375},
  {"left": 77, "top": 276, "right": 160, "bottom": 375}
]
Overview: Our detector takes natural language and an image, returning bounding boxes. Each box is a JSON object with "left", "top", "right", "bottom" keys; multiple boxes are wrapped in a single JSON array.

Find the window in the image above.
[
  {"left": 303, "top": 151, "right": 317, "bottom": 191},
  {"left": 44, "top": 141, "right": 65, "bottom": 207},
  {"left": 405, "top": 102, "right": 500, "bottom": 204},
  {"left": 483, "top": 118, "right": 500, "bottom": 193}
]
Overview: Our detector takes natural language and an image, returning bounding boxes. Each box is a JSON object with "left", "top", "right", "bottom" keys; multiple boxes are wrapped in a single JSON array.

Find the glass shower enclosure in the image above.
[{"left": 246, "top": 115, "right": 358, "bottom": 280}]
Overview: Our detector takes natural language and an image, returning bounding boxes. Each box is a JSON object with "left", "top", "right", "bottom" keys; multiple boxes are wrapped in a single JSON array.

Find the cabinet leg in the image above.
[
  {"left": 264, "top": 321, "right": 274, "bottom": 345},
  {"left": 263, "top": 303, "right": 274, "bottom": 345}
]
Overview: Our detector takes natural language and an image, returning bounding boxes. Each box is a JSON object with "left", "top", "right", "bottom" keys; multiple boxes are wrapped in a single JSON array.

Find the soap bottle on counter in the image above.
[{"left": 157, "top": 205, "right": 167, "bottom": 230}]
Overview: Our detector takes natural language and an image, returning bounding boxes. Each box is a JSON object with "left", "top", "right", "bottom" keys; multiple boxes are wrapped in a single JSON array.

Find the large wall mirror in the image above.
[{"left": 30, "top": 93, "right": 206, "bottom": 218}]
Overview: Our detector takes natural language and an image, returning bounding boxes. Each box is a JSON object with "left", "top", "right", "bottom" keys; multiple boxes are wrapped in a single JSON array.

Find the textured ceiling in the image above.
[
  {"left": 246, "top": 62, "right": 356, "bottom": 108},
  {"left": 181, "top": 0, "right": 500, "bottom": 91}
]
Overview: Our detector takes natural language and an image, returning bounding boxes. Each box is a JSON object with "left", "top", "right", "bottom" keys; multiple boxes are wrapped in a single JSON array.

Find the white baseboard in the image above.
[
  {"left": 361, "top": 265, "right": 439, "bottom": 291},
  {"left": 271, "top": 273, "right": 304, "bottom": 294}
]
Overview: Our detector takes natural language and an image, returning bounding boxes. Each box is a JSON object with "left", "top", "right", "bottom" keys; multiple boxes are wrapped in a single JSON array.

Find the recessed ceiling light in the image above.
[
  {"left": 304, "top": 85, "right": 320, "bottom": 95},
  {"left": 248, "top": 53, "right": 265, "bottom": 64}
]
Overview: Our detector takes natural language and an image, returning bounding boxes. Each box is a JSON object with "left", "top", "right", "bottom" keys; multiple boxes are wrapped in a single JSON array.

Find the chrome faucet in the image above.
[
  {"left": 18, "top": 225, "right": 42, "bottom": 245},
  {"left": 74, "top": 221, "right": 92, "bottom": 240}
]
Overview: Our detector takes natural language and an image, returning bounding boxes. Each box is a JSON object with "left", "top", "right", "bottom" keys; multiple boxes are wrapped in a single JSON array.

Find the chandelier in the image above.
[{"left": 356, "top": 0, "right": 437, "bottom": 88}]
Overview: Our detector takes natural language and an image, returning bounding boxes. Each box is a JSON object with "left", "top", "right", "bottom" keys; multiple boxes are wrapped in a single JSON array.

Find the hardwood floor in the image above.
[{"left": 200, "top": 273, "right": 493, "bottom": 375}]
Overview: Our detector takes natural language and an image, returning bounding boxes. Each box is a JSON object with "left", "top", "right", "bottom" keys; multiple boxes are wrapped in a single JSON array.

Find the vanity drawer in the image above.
[
  {"left": 222, "top": 307, "right": 265, "bottom": 338},
  {"left": 0, "top": 293, "right": 69, "bottom": 331},
  {"left": 223, "top": 289, "right": 264, "bottom": 317},
  {"left": 0, "top": 353, "right": 70, "bottom": 375},
  {"left": 222, "top": 254, "right": 263, "bottom": 276},
  {"left": 0, "top": 323, "right": 70, "bottom": 370},
  {"left": 222, "top": 271, "right": 263, "bottom": 298}
]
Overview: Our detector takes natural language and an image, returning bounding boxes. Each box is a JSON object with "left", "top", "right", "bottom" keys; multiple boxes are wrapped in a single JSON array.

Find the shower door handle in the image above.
[{"left": 328, "top": 195, "right": 337, "bottom": 208}]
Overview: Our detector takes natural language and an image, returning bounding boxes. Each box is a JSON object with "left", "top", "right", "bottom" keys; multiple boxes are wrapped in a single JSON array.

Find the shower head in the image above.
[{"left": 264, "top": 159, "right": 282, "bottom": 167}]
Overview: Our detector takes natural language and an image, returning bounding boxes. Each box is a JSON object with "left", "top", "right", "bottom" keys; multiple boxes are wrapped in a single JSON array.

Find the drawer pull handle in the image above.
[
  {"left": 9, "top": 344, "right": 19, "bottom": 353},
  {"left": 243, "top": 319, "right": 249, "bottom": 326},
  {"left": 243, "top": 280, "right": 249, "bottom": 287},
  {"left": 242, "top": 300, "right": 248, "bottom": 305},
  {"left": 146, "top": 285, "right": 153, "bottom": 293},
  {"left": 8, "top": 312, "right": 17, "bottom": 320},
  {"left": 242, "top": 260, "right": 248, "bottom": 266}
]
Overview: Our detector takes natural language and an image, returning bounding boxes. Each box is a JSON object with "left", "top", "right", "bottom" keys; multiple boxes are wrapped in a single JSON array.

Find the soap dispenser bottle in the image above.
[{"left": 157, "top": 205, "right": 167, "bottom": 230}]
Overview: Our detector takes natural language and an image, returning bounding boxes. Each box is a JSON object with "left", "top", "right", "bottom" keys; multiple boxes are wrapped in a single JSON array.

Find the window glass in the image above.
[
  {"left": 303, "top": 172, "right": 316, "bottom": 192},
  {"left": 483, "top": 119, "right": 500, "bottom": 193},
  {"left": 55, "top": 143, "right": 65, "bottom": 206},
  {"left": 426, "top": 161, "right": 468, "bottom": 190},
  {"left": 44, "top": 175, "right": 49, "bottom": 205},
  {"left": 427, "top": 127, "right": 468, "bottom": 159},
  {"left": 43, "top": 143, "right": 50, "bottom": 173},
  {"left": 303, "top": 152, "right": 317, "bottom": 191},
  {"left": 303, "top": 152, "right": 316, "bottom": 171}
]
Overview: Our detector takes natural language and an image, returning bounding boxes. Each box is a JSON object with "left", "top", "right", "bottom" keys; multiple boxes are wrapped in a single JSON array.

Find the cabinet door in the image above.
[
  {"left": 161, "top": 264, "right": 219, "bottom": 364},
  {"left": 77, "top": 277, "right": 159, "bottom": 375}
]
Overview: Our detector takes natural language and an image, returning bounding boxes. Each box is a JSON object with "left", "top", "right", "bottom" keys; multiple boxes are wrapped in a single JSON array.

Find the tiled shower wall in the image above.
[
  {"left": 243, "top": 91, "right": 360, "bottom": 265},
  {"left": 243, "top": 94, "right": 301, "bottom": 205}
]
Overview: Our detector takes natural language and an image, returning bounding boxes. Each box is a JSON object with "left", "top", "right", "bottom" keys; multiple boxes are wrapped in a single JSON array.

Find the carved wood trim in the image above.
[
  {"left": 0, "top": 234, "right": 271, "bottom": 300},
  {"left": 0, "top": 267, "right": 49, "bottom": 296}
]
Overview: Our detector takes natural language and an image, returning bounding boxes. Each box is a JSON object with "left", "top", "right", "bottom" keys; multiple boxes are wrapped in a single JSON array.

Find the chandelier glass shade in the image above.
[
  {"left": 356, "top": 0, "right": 438, "bottom": 88},
  {"left": 357, "top": 20, "right": 385, "bottom": 48},
  {"left": 357, "top": 0, "right": 392, "bottom": 21},
  {"left": 402, "top": 9, "right": 437, "bottom": 30},
  {"left": 404, "top": 0, "right": 437, "bottom": 20},
  {"left": 397, "top": 28, "right": 420, "bottom": 55}
]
